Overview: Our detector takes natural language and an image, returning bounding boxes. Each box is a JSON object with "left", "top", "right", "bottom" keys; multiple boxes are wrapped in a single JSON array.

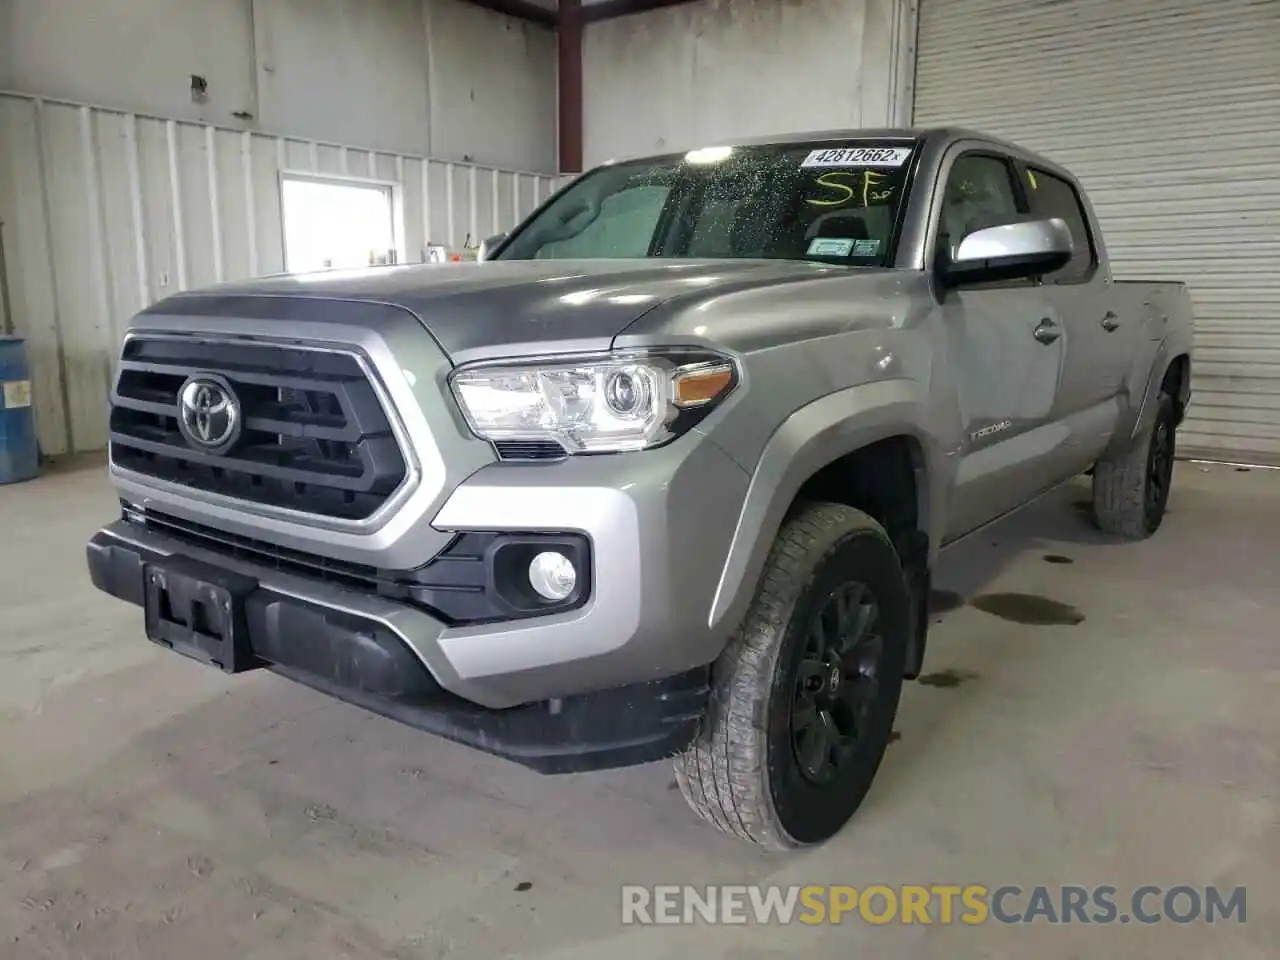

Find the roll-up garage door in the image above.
[{"left": 913, "top": 0, "right": 1280, "bottom": 464}]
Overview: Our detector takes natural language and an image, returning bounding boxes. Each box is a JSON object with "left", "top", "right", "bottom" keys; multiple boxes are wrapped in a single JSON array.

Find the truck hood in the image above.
[{"left": 160, "top": 259, "right": 845, "bottom": 363}]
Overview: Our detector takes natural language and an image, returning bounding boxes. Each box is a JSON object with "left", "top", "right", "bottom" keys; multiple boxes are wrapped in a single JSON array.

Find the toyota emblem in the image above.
[{"left": 177, "top": 375, "right": 242, "bottom": 453}]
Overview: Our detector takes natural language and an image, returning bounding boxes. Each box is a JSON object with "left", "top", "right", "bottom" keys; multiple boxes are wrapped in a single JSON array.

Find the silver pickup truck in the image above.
[{"left": 87, "top": 127, "right": 1193, "bottom": 850}]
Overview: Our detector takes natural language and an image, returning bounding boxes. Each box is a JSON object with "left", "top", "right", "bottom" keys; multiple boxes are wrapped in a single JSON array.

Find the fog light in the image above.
[{"left": 528, "top": 551, "right": 576, "bottom": 601}]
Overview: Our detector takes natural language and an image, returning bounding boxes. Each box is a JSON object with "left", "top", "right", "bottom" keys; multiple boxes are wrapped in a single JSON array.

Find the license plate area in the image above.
[{"left": 143, "top": 555, "right": 262, "bottom": 673}]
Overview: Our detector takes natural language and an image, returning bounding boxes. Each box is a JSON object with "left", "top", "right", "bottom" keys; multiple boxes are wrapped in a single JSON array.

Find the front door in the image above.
[
  {"left": 942, "top": 285, "right": 1068, "bottom": 539},
  {"left": 933, "top": 152, "right": 1069, "bottom": 541}
]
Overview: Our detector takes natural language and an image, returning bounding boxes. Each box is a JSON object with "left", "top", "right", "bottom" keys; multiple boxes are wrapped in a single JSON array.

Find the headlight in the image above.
[{"left": 450, "top": 350, "right": 738, "bottom": 454}]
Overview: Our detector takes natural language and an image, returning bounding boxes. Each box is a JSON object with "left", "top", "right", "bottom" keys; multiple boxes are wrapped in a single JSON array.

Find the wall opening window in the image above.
[{"left": 280, "top": 175, "right": 397, "bottom": 274}]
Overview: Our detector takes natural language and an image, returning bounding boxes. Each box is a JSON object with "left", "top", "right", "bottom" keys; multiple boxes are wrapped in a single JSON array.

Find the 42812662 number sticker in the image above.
[{"left": 800, "top": 146, "right": 913, "bottom": 169}]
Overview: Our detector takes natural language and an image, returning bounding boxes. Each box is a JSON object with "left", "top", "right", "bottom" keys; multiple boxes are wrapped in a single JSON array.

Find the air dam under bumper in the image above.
[{"left": 86, "top": 527, "right": 710, "bottom": 774}]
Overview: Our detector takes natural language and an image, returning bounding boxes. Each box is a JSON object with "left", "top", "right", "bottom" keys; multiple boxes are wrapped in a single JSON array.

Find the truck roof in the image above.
[{"left": 618, "top": 127, "right": 1072, "bottom": 183}]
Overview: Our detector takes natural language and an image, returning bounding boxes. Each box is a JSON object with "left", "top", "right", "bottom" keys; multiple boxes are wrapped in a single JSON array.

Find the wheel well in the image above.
[
  {"left": 1161, "top": 354, "right": 1190, "bottom": 425},
  {"left": 790, "top": 435, "right": 930, "bottom": 678},
  {"left": 791, "top": 435, "right": 925, "bottom": 554}
]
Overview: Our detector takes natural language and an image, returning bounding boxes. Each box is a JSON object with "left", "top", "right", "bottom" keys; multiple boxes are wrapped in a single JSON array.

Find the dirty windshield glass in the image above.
[{"left": 495, "top": 140, "right": 919, "bottom": 266}]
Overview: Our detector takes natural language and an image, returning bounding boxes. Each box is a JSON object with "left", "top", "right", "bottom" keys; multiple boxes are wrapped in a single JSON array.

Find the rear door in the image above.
[
  {"left": 933, "top": 151, "right": 1069, "bottom": 540},
  {"left": 1018, "top": 164, "right": 1129, "bottom": 470}
]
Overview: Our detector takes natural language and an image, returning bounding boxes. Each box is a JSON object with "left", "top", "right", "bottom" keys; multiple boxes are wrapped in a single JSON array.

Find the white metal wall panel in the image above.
[
  {"left": 0, "top": 92, "right": 556, "bottom": 457},
  {"left": 6, "top": 0, "right": 559, "bottom": 172},
  {"left": 914, "top": 0, "right": 1280, "bottom": 464},
  {"left": 582, "top": 0, "right": 917, "bottom": 167}
]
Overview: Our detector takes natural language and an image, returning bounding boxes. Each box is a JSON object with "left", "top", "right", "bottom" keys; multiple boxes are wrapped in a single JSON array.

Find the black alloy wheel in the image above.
[
  {"left": 791, "top": 581, "right": 885, "bottom": 785},
  {"left": 674, "top": 503, "right": 909, "bottom": 850},
  {"left": 1092, "top": 391, "right": 1178, "bottom": 540},
  {"left": 1145, "top": 410, "right": 1176, "bottom": 527}
]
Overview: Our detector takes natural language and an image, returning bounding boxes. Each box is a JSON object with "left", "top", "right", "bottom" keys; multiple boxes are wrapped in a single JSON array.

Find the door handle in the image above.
[
  {"left": 1101, "top": 311, "right": 1121, "bottom": 332},
  {"left": 1033, "top": 318, "right": 1061, "bottom": 344}
]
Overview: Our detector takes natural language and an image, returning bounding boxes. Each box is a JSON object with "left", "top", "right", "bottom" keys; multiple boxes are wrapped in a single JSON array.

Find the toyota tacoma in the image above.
[{"left": 87, "top": 127, "right": 1194, "bottom": 849}]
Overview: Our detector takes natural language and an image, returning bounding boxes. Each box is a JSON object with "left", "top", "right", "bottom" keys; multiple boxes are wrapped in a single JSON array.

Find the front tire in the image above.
[
  {"left": 1092, "top": 392, "right": 1177, "bottom": 539},
  {"left": 673, "top": 502, "right": 909, "bottom": 850}
]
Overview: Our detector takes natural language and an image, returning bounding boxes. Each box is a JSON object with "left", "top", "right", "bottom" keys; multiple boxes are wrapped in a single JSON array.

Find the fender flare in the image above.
[
  {"left": 1116, "top": 339, "right": 1192, "bottom": 456},
  {"left": 706, "top": 379, "right": 945, "bottom": 633},
  {"left": 1130, "top": 339, "right": 1171, "bottom": 441}
]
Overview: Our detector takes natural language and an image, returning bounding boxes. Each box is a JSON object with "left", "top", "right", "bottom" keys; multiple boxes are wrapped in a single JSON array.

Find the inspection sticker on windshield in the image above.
[
  {"left": 808, "top": 237, "right": 855, "bottom": 256},
  {"left": 800, "top": 146, "right": 912, "bottom": 169}
]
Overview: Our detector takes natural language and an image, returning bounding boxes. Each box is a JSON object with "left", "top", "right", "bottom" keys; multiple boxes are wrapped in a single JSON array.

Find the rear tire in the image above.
[
  {"left": 673, "top": 502, "right": 909, "bottom": 850},
  {"left": 1092, "top": 392, "right": 1177, "bottom": 539}
]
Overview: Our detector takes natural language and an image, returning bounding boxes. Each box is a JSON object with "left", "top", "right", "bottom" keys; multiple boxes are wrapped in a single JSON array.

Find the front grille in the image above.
[
  {"left": 109, "top": 338, "right": 408, "bottom": 520},
  {"left": 139, "top": 507, "right": 389, "bottom": 592}
]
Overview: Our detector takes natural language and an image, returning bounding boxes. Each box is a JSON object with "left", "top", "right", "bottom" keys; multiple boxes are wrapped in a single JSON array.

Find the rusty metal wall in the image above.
[{"left": 0, "top": 92, "right": 557, "bottom": 456}]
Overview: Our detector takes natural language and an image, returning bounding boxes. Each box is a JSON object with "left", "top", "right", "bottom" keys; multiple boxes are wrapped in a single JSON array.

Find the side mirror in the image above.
[
  {"left": 478, "top": 232, "right": 507, "bottom": 262},
  {"left": 941, "top": 218, "right": 1073, "bottom": 287}
]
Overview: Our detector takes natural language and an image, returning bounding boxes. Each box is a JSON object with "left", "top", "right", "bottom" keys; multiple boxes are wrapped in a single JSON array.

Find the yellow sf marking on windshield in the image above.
[
  {"left": 808, "top": 172, "right": 855, "bottom": 206},
  {"left": 807, "top": 170, "right": 893, "bottom": 207},
  {"left": 860, "top": 170, "right": 888, "bottom": 206}
]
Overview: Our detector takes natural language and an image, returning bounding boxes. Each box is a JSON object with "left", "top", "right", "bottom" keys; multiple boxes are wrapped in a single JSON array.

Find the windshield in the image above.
[{"left": 495, "top": 139, "right": 920, "bottom": 267}]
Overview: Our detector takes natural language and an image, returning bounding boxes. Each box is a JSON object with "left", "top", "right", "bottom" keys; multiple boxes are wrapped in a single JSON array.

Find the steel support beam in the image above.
[
  {"left": 557, "top": 0, "right": 584, "bottom": 174},
  {"left": 455, "top": 0, "right": 700, "bottom": 26},
  {"left": 464, "top": 0, "right": 557, "bottom": 26},
  {"left": 582, "top": 0, "right": 699, "bottom": 22}
]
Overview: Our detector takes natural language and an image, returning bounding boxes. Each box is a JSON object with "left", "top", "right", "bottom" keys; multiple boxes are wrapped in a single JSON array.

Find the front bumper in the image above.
[
  {"left": 87, "top": 527, "right": 710, "bottom": 773},
  {"left": 108, "top": 430, "right": 750, "bottom": 707},
  {"left": 89, "top": 432, "right": 751, "bottom": 768}
]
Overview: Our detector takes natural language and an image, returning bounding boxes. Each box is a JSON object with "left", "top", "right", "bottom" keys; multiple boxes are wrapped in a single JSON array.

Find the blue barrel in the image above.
[{"left": 0, "top": 335, "right": 39, "bottom": 484}]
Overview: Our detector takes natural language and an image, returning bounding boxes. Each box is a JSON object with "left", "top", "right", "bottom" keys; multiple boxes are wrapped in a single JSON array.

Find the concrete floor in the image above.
[{"left": 1, "top": 460, "right": 1276, "bottom": 959}]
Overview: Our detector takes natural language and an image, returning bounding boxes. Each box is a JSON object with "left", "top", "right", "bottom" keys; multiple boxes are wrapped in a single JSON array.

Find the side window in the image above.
[
  {"left": 1024, "top": 167, "right": 1096, "bottom": 282},
  {"left": 535, "top": 185, "right": 670, "bottom": 259},
  {"left": 937, "top": 154, "right": 1023, "bottom": 261}
]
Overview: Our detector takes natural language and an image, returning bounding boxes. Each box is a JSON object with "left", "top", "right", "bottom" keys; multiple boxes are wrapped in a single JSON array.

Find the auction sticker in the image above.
[{"left": 800, "top": 146, "right": 912, "bottom": 168}]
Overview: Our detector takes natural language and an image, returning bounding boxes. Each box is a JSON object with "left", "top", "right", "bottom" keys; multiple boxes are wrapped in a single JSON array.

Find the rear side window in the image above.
[{"left": 1024, "top": 167, "right": 1096, "bottom": 282}]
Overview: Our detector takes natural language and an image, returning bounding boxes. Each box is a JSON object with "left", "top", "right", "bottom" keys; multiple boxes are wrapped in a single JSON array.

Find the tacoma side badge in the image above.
[{"left": 971, "top": 419, "right": 1012, "bottom": 442}]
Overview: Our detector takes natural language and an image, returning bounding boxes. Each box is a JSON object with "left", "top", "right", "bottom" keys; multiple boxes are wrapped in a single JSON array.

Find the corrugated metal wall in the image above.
[
  {"left": 0, "top": 92, "right": 558, "bottom": 457},
  {"left": 914, "top": 0, "right": 1280, "bottom": 465}
]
